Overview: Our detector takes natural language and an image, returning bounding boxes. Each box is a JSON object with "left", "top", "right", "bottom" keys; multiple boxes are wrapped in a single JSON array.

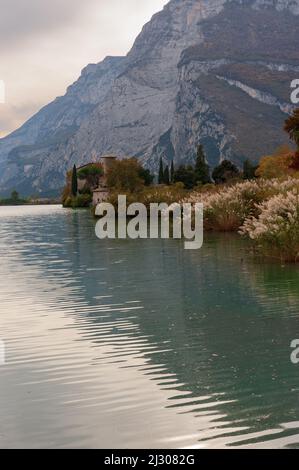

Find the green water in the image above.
[{"left": 0, "top": 205, "right": 299, "bottom": 449}]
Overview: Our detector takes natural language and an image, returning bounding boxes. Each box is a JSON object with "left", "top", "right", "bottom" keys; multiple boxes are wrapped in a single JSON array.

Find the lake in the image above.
[{"left": 0, "top": 205, "right": 299, "bottom": 449}]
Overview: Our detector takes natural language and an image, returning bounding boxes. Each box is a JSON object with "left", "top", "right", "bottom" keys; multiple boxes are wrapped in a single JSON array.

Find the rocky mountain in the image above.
[{"left": 1, "top": 0, "right": 299, "bottom": 196}]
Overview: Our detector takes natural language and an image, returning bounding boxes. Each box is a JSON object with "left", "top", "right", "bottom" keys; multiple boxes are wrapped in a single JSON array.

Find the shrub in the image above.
[
  {"left": 240, "top": 190, "right": 299, "bottom": 262},
  {"left": 73, "top": 194, "right": 92, "bottom": 208},
  {"left": 63, "top": 194, "right": 92, "bottom": 208},
  {"left": 182, "top": 177, "right": 299, "bottom": 232},
  {"left": 63, "top": 196, "right": 73, "bottom": 208},
  {"left": 106, "top": 183, "right": 188, "bottom": 213},
  {"left": 79, "top": 187, "right": 92, "bottom": 195},
  {"left": 140, "top": 183, "right": 187, "bottom": 209}
]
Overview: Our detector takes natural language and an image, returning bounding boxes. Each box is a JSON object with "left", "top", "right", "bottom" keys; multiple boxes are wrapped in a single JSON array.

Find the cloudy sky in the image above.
[{"left": 0, "top": 0, "right": 167, "bottom": 138}]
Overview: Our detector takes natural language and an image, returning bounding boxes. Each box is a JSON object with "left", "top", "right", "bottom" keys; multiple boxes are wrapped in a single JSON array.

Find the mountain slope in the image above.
[{"left": 0, "top": 0, "right": 299, "bottom": 195}]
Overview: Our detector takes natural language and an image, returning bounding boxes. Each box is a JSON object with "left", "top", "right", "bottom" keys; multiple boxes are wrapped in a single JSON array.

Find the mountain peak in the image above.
[{"left": 0, "top": 0, "right": 298, "bottom": 195}]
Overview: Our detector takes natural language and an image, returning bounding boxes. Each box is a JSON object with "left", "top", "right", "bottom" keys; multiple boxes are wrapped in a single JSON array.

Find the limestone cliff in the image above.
[{"left": 0, "top": 0, "right": 298, "bottom": 195}]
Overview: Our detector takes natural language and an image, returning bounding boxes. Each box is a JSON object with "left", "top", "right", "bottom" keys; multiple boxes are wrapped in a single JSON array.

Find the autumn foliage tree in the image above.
[
  {"left": 106, "top": 158, "right": 151, "bottom": 193},
  {"left": 256, "top": 146, "right": 295, "bottom": 179}
]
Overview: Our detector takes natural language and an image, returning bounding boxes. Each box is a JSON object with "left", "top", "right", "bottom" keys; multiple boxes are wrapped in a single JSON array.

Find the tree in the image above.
[
  {"left": 106, "top": 158, "right": 144, "bottom": 193},
  {"left": 255, "top": 146, "right": 295, "bottom": 179},
  {"left": 284, "top": 108, "right": 299, "bottom": 149},
  {"left": 11, "top": 190, "right": 19, "bottom": 202},
  {"left": 163, "top": 165, "right": 170, "bottom": 185},
  {"left": 71, "top": 165, "right": 78, "bottom": 196},
  {"left": 243, "top": 159, "right": 258, "bottom": 180},
  {"left": 195, "top": 145, "right": 211, "bottom": 184},
  {"left": 212, "top": 160, "right": 240, "bottom": 184},
  {"left": 158, "top": 157, "right": 164, "bottom": 184},
  {"left": 174, "top": 165, "right": 197, "bottom": 189},
  {"left": 289, "top": 151, "right": 299, "bottom": 171},
  {"left": 170, "top": 160, "right": 175, "bottom": 184},
  {"left": 139, "top": 167, "right": 154, "bottom": 186},
  {"left": 77, "top": 164, "right": 103, "bottom": 189}
]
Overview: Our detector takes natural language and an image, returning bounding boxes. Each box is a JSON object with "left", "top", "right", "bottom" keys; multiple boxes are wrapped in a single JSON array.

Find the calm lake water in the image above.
[{"left": 0, "top": 205, "right": 299, "bottom": 449}]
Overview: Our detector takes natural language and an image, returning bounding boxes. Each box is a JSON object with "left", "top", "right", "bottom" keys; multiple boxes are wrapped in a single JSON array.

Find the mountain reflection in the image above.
[{"left": 1, "top": 206, "right": 299, "bottom": 448}]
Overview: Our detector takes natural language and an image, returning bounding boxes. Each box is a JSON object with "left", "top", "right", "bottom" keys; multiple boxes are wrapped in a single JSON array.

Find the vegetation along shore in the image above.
[
  {"left": 61, "top": 109, "right": 299, "bottom": 262},
  {"left": 0, "top": 191, "right": 60, "bottom": 206}
]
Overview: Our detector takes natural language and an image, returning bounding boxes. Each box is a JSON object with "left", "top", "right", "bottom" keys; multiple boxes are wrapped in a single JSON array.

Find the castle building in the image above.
[{"left": 92, "top": 155, "right": 117, "bottom": 206}]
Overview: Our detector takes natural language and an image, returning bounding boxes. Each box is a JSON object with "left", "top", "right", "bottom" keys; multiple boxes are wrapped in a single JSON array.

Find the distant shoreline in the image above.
[{"left": 0, "top": 200, "right": 61, "bottom": 207}]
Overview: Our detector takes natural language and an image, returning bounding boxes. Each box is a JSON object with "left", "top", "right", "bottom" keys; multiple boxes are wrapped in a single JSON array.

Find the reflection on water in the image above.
[{"left": 0, "top": 205, "right": 299, "bottom": 449}]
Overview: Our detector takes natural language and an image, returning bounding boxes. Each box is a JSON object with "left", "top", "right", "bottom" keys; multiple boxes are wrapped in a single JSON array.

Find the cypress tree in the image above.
[
  {"left": 163, "top": 165, "right": 170, "bottom": 185},
  {"left": 195, "top": 145, "right": 211, "bottom": 185},
  {"left": 170, "top": 160, "right": 175, "bottom": 183},
  {"left": 71, "top": 164, "right": 78, "bottom": 197},
  {"left": 158, "top": 157, "right": 164, "bottom": 184}
]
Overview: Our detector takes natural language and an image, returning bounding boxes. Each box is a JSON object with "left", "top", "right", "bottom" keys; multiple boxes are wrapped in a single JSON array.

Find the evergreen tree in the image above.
[
  {"left": 71, "top": 164, "right": 78, "bottom": 197},
  {"left": 212, "top": 160, "right": 240, "bottom": 185},
  {"left": 243, "top": 159, "right": 257, "bottom": 180},
  {"left": 139, "top": 167, "right": 154, "bottom": 186},
  {"left": 158, "top": 157, "right": 164, "bottom": 184},
  {"left": 11, "top": 190, "right": 19, "bottom": 202},
  {"left": 195, "top": 145, "right": 211, "bottom": 184},
  {"left": 174, "top": 165, "right": 197, "bottom": 190},
  {"left": 163, "top": 165, "right": 170, "bottom": 185},
  {"left": 170, "top": 160, "right": 175, "bottom": 184}
]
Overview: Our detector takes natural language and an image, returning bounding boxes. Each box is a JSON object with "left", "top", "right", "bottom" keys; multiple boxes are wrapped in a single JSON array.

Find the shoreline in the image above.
[{"left": 0, "top": 201, "right": 61, "bottom": 207}]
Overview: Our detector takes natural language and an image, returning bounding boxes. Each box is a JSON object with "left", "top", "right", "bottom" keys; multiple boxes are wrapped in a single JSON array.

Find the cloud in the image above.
[
  {"left": 0, "top": 102, "right": 38, "bottom": 137},
  {"left": 0, "top": 0, "right": 98, "bottom": 50},
  {"left": 0, "top": 0, "right": 167, "bottom": 137}
]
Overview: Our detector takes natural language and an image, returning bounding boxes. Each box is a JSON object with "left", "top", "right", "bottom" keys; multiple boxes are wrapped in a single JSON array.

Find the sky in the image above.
[{"left": 0, "top": 0, "right": 167, "bottom": 138}]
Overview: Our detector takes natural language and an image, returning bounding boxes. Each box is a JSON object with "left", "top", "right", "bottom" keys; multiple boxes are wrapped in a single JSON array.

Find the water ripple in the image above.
[{"left": 0, "top": 206, "right": 299, "bottom": 448}]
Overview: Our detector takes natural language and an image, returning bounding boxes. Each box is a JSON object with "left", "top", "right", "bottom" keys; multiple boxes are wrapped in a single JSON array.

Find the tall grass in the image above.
[
  {"left": 183, "top": 178, "right": 299, "bottom": 232},
  {"left": 240, "top": 190, "right": 299, "bottom": 262}
]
